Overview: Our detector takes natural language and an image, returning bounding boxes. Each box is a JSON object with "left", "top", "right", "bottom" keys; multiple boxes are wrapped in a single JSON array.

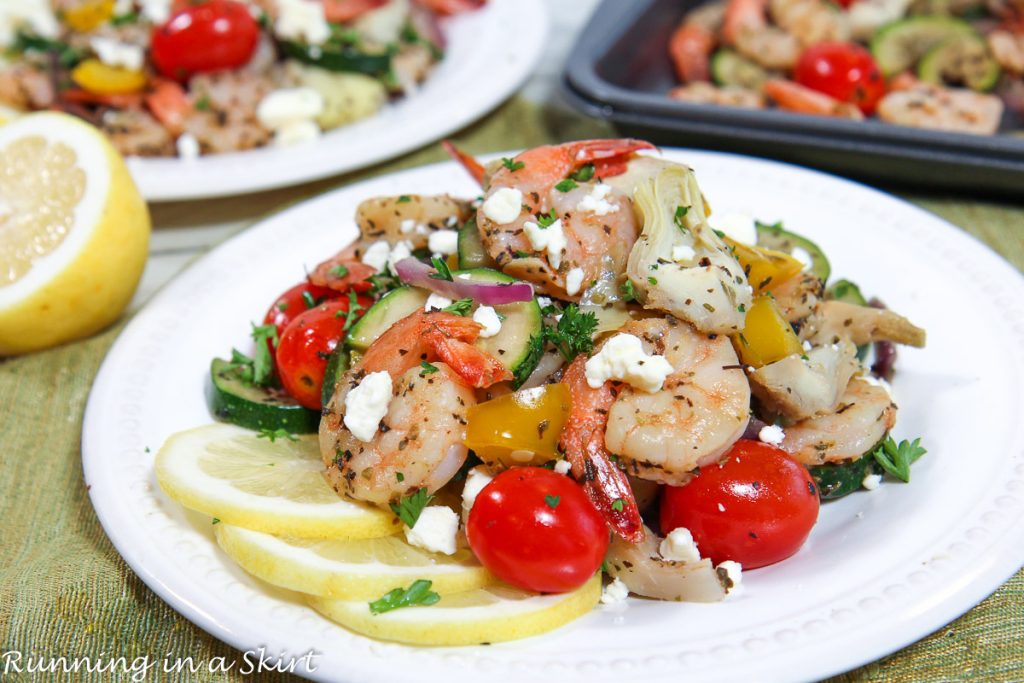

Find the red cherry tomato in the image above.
[
  {"left": 263, "top": 282, "right": 339, "bottom": 340},
  {"left": 660, "top": 440, "right": 819, "bottom": 569},
  {"left": 151, "top": 0, "right": 260, "bottom": 82},
  {"left": 467, "top": 467, "right": 608, "bottom": 593},
  {"left": 275, "top": 298, "right": 366, "bottom": 410},
  {"left": 794, "top": 42, "right": 886, "bottom": 115}
]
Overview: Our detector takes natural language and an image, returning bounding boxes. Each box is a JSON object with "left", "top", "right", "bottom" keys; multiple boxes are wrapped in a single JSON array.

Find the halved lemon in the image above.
[
  {"left": 215, "top": 523, "right": 494, "bottom": 599},
  {"left": 308, "top": 574, "right": 601, "bottom": 646},
  {"left": 155, "top": 423, "right": 398, "bottom": 539},
  {"left": 0, "top": 112, "right": 150, "bottom": 355}
]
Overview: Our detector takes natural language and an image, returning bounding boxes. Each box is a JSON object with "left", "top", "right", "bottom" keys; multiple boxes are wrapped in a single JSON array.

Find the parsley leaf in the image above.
[
  {"left": 871, "top": 436, "right": 927, "bottom": 483},
  {"left": 673, "top": 206, "right": 690, "bottom": 232},
  {"left": 389, "top": 488, "right": 434, "bottom": 528},
  {"left": 212, "top": 518, "right": 220, "bottom": 525},
  {"left": 620, "top": 280, "right": 638, "bottom": 302},
  {"left": 329, "top": 264, "right": 349, "bottom": 278},
  {"left": 397, "top": 195, "right": 411, "bottom": 203},
  {"left": 250, "top": 323, "right": 279, "bottom": 386},
  {"left": 536, "top": 209, "right": 559, "bottom": 228},
  {"left": 419, "top": 361, "right": 439, "bottom": 376},
  {"left": 369, "top": 579, "right": 440, "bottom": 615},
  {"left": 501, "top": 157, "right": 525, "bottom": 172},
  {"left": 554, "top": 179, "right": 577, "bottom": 193},
  {"left": 571, "top": 164, "right": 595, "bottom": 182},
  {"left": 257, "top": 428, "right": 297, "bottom": 443},
  {"left": 442, "top": 298, "right": 473, "bottom": 316},
  {"left": 194, "top": 94, "right": 211, "bottom": 111},
  {"left": 546, "top": 304, "right": 597, "bottom": 362},
  {"left": 647, "top": 276, "right": 658, "bottom": 285},
  {"left": 544, "top": 495, "right": 561, "bottom": 509},
  {"left": 110, "top": 11, "right": 139, "bottom": 26},
  {"left": 512, "top": 333, "right": 545, "bottom": 389},
  {"left": 367, "top": 267, "right": 401, "bottom": 297},
  {"left": 430, "top": 256, "right": 454, "bottom": 281},
  {"left": 225, "top": 348, "right": 256, "bottom": 384},
  {"left": 611, "top": 499, "right": 625, "bottom": 512},
  {"left": 514, "top": 250, "right": 531, "bottom": 259},
  {"left": 302, "top": 290, "right": 317, "bottom": 308}
]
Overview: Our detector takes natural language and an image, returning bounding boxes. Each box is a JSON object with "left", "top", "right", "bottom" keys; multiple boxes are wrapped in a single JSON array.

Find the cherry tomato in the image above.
[
  {"left": 660, "top": 440, "right": 819, "bottom": 569},
  {"left": 276, "top": 298, "right": 364, "bottom": 410},
  {"left": 151, "top": 0, "right": 260, "bottom": 82},
  {"left": 467, "top": 467, "right": 608, "bottom": 593},
  {"left": 263, "top": 282, "right": 339, "bottom": 340},
  {"left": 794, "top": 42, "right": 886, "bottom": 115}
]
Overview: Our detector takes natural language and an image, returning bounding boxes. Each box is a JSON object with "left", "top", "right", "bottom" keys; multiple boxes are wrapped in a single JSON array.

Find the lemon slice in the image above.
[
  {"left": 155, "top": 423, "right": 398, "bottom": 539},
  {"left": 215, "top": 523, "right": 494, "bottom": 599},
  {"left": 0, "top": 112, "right": 149, "bottom": 355},
  {"left": 308, "top": 574, "right": 601, "bottom": 646}
]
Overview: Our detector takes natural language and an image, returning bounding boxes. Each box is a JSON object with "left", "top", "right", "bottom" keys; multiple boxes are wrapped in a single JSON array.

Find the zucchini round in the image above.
[
  {"left": 278, "top": 40, "right": 392, "bottom": 76},
  {"left": 870, "top": 16, "right": 975, "bottom": 76},
  {"left": 346, "top": 286, "right": 428, "bottom": 351},
  {"left": 755, "top": 222, "right": 831, "bottom": 283},
  {"left": 208, "top": 358, "right": 319, "bottom": 433},
  {"left": 457, "top": 218, "right": 494, "bottom": 270},
  {"left": 917, "top": 34, "right": 1000, "bottom": 91},
  {"left": 809, "top": 449, "right": 884, "bottom": 500},
  {"left": 320, "top": 343, "right": 351, "bottom": 408},
  {"left": 711, "top": 49, "right": 768, "bottom": 89}
]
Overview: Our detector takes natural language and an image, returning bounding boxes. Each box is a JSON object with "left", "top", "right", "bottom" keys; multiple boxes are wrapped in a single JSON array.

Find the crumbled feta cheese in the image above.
[
  {"left": 584, "top": 333, "right": 674, "bottom": 393},
  {"left": 472, "top": 305, "right": 502, "bottom": 338},
  {"left": 537, "top": 296, "right": 552, "bottom": 308},
  {"left": 428, "top": 229, "right": 459, "bottom": 256},
  {"left": 554, "top": 460, "right": 571, "bottom": 475},
  {"left": 275, "top": 0, "right": 330, "bottom": 45},
  {"left": 523, "top": 219, "right": 567, "bottom": 269},
  {"left": 708, "top": 212, "right": 757, "bottom": 245},
  {"left": 405, "top": 506, "right": 459, "bottom": 555},
  {"left": 113, "top": 0, "right": 134, "bottom": 15},
  {"left": 176, "top": 133, "right": 200, "bottom": 160},
  {"left": 461, "top": 466, "right": 494, "bottom": 522},
  {"left": 659, "top": 527, "right": 701, "bottom": 563},
  {"left": 802, "top": 340, "right": 812, "bottom": 352},
  {"left": 481, "top": 187, "right": 523, "bottom": 225},
  {"left": 600, "top": 577, "right": 629, "bottom": 605},
  {"left": 361, "top": 241, "right": 390, "bottom": 272},
  {"left": 400, "top": 219, "right": 416, "bottom": 234},
  {"left": 387, "top": 240, "right": 413, "bottom": 273},
  {"left": 0, "top": 1, "right": 59, "bottom": 46},
  {"left": 343, "top": 371, "right": 392, "bottom": 442},
  {"left": 565, "top": 267, "right": 585, "bottom": 296},
  {"left": 576, "top": 183, "right": 616, "bottom": 216},
  {"left": 718, "top": 560, "right": 743, "bottom": 596},
  {"left": 272, "top": 120, "right": 321, "bottom": 147},
  {"left": 672, "top": 244, "right": 696, "bottom": 262},
  {"left": 139, "top": 0, "right": 172, "bottom": 23},
  {"left": 257, "top": 87, "right": 324, "bottom": 130},
  {"left": 424, "top": 293, "right": 453, "bottom": 312},
  {"left": 758, "top": 424, "right": 786, "bottom": 446},
  {"left": 90, "top": 37, "right": 144, "bottom": 71},
  {"left": 862, "top": 473, "right": 882, "bottom": 491}
]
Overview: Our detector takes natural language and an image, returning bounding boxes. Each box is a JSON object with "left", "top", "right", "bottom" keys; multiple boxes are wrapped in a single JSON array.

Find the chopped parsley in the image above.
[
  {"left": 396, "top": 472, "right": 405, "bottom": 482},
  {"left": 276, "top": 300, "right": 288, "bottom": 312},
  {"left": 257, "top": 428, "right": 297, "bottom": 443},
  {"left": 110, "top": 12, "right": 140, "bottom": 26},
  {"left": 419, "top": 361, "right": 439, "bottom": 376},
  {"left": 442, "top": 298, "right": 474, "bottom": 316},
  {"left": 570, "top": 163, "right": 595, "bottom": 182},
  {"left": 611, "top": 499, "right": 625, "bottom": 512},
  {"left": 536, "top": 209, "right": 558, "bottom": 228},
  {"left": 673, "top": 206, "right": 690, "bottom": 232},
  {"left": 620, "top": 280, "right": 638, "bottom": 302},
  {"left": 546, "top": 304, "right": 598, "bottom": 362},
  {"left": 367, "top": 267, "right": 401, "bottom": 297},
  {"left": 212, "top": 518, "right": 220, "bottom": 525},
  {"left": 512, "top": 333, "right": 545, "bottom": 389},
  {"left": 249, "top": 323, "right": 279, "bottom": 386},
  {"left": 329, "top": 264, "right": 349, "bottom": 278},
  {"left": 554, "top": 179, "right": 577, "bottom": 193},
  {"left": 302, "top": 290, "right": 317, "bottom": 309},
  {"left": 397, "top": 195, "right": 412, "bottom": 203},
  {"left": 369, "top": 579, "right": 440, "bottom": 615},
  {"left": 501, "top": 157, "right": 525, "bottom": 172},
  {"left": 738, "top": 303, "right": 746, "bottom": 313},
  {"left": 194, "top": 94, "right": 211, "bottom": 111},
  {"left": 514, "top": 250, "right": 531, "bottom": 259},
  {"left": 389, "top": 488, "right": 434, "bottom": 528},
  {"left": 871, "top": 436, "right": 927, "bottom": 483},
  {"left": 544, "top": 495, "right": 561, "bottom": 509},
  {"left": 647, "top": 276, "right": 658, "bottom": 285},
  {"left": 430, "top": 256, "right": 454, "bottom": 281}
]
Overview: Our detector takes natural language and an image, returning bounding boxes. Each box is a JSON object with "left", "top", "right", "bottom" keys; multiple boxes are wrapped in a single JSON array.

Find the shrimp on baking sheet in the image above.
[
  {"left": 876, "top": 82, "right": 1004, "bottom": 135},
  {"left": 763, "top": 79, "right": 865, "bottom": 119},
  {"left": 321, "top": 310, "right": 509, "bottom": 506},
  {"left": 669, "top": 2, "right": 726, "bottom": 83},
  {"left": 722, "top": 0, "right": 801, "bottom": 69}
]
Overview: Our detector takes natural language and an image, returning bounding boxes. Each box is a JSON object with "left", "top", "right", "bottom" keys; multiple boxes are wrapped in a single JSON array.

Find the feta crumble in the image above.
[
  {"left": 659, "top": 527, "right": 701, "bottom": 563},
  {"left": 708, "top": 212, "right": 757, "bottom": 245},
  {"left": 90, "top": 37, "right": 144, "bottom": 71},
  {"left": 428, "top": 229, "right": 459, "bottom": 256},
  {"left": 275, "top": 0, "right": 331, "bottom": 45},
  {"left": 272, "top": 120, "right": 320, "bottom": 147},
  {"left": 360, "top": 241, "right": 391, "bottom": 272},
  {"left": 600, "top": 577, "right": 629, "bottom": 605},
  {"left": 672, "top": 244, "right": 696, "bottom": 263},
  {"left": 861, "top": 373, "right": 895, "bottom": 400},
  {"left": 139, "top": 0, "right": 172, "bottom": 23},
  {"left": 523, "top": 219, "right": 567, "bottom": 269},
  {"left": 718, "top": 560, "right": 743, "bottom": 596},
  {"left": 862, "top": 473, "right": 882, "bottom": 491},
  {"left": 472, "top": 305, "right": 502, "bottom": 338},
  {"left": 387, "top": 241, "right": 413, "bottom": 273},
  {"left": 481, "top": 187, "right": 523, "bottom": 225},
  {"left": 576, "top": 183, "right": 616, "bottom": 216},
  {"left": 257, "top": 87, "right": 324, "bottom": 130},
  {"left": 405, "top": 506, "right": 459, "bottom": 555},
  {"left": 584, "top": 333, "right": 674, "bottom": 393},
  {"left": 553, "top": 459, "right": 572, "bottom": 475},
  {"left": 424, "top": 293, "right": 453, "bottom": 312},
  {"left": 343, "top": 371, "right": 392, "bottom": 442},
  {"left": 176, "top": 133, "right": 200, "bottom": 160},
  {"left": 758, "top": 424, "right": 786, "bottom": 446},
  {"left": 565, "top": 267, "right": 585, "bottom": 296},
  {"left": 400, "top": 219, "right": 416, "bottom": 234},
  {"left": 460, "top": 466, "right": 494, "bottom": 522}
]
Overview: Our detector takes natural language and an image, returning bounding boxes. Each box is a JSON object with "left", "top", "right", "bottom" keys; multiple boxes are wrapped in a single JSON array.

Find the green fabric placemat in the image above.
[{"left": 1, "top": 97, "right": 1021, "bottom": 682}]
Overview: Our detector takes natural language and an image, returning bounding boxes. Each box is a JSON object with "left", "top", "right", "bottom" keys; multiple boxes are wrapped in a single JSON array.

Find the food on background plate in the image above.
[
  {"left": 155, "top": 138, "right": 928, "bottom": 645},
  {"left": 0, "top": 112, "right": 149, "bottom": 355},
  {"left": 0, "top": 0, "right": 484, "bottom": 158},
  {"left": 668, "top": 0, "right": 1022, "bottom": 134}
]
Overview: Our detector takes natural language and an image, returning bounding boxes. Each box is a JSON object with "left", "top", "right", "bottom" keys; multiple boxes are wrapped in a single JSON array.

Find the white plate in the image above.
[
  {"left": 83, "top": 150, "right": 1024, "bottom": 682},
  {"left": 126, "top": 0, "right": 546, "bottom": 202}
]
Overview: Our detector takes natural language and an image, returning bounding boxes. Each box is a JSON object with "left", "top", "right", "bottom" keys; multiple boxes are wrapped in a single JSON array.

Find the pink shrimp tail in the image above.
[
  {"left": 442, "top": 140, "right": 487, "bottom": 187},
  {"left": 763, "top": 79, "right": 864, "bottom": 119},
  {"left": 669, "top": 22, "right": 715, "bottom": 83}
]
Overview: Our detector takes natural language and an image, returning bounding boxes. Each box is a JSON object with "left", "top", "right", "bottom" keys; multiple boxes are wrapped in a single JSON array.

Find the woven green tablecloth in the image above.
[{"left": 1, "top": 98, "right": 1021, "bottom": 682}]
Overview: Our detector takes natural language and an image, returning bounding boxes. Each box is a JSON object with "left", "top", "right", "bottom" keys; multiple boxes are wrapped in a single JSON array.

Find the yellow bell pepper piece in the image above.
[
  {"left": 733, "top": 295, "right": 804, "bottom": 368},
  {"left": 726, "top": 238, "right": 803, "bottom": 295},
  {"left": 63, "top": 0, "right": 116, "bottom": 32},
  {"left": 71, "top": 59, "right": 147, "bottom": 96},
  {"left": 465, "top": 383, "right": 570, "bottom": 468}
]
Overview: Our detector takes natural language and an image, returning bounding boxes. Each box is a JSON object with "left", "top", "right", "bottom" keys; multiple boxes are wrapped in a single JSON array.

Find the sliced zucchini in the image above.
[
  {"left": 711, "top": 49, "right": 768, "bottom": 89},
  {"left": 755, "top": 221, "right": 831, "bottom": 283},
  {"left": 918, "top": 34, "right": 1000, "bottom": 91},
  {"left": 457, "top": 218, "right": 494, "bottom": 270},
  {"left": 208, "top": 358, "right": 319, "bottom": 433},
  {"left": 809, "top": 450, "right": 884, "bottom": 500},
  {"left": 452, "top": 268, "right": 543, "bottom": 378},
  {"left": 278, "top": 40, "right": 391, "bottom": 76},
  {"left": 870, "top": 16, "right": 975, "bottom": 76},
  {"left": 320, "top": 344, "right": 351, "bottom": 408},
  {"left": 346, "top": 286, "right": 428, "bottom": 351}
]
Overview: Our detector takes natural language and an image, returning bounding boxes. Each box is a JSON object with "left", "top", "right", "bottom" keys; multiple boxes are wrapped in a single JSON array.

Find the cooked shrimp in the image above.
[
  {"left": 356, "top": 194, "right": 473, "bottom": 250},
  {"left": 321, "top": 363, "right": 476, "bottom": 506},
  {"left": 100, "top": 108, "right": 176, "bottom": 157},
  {"left": 560, "top": 356, "right": 644, "bottom": 543},
  {"left": 801, "top": 300, "right": 926, "bottom": 348},
  {"left": 669, "top": 82, "right": 765, "bottom": 108},
  {"left": 848, "top": 0, "right": 913, "bottom": 41},
  {"left": 769, "top": 0, "right": 850, "bottom": 46},
  {"left": 722, "top": 0, "right": 801, "bottom": 69},
  {"left": 604, "top": 318, "right": 750, "bottom": 486},
  {"left": 475, "top": 139, "right": 654, "bottom": 300},
  {"left": 780, "top": 377, "right": 896, "bottom": 464},
  {"left": 749, "top": 338, "right": 860, "bottom": 420},
  {"left": 146, "top": 80, "right": 193, "bottom": 137},
  {"left": 988, "top": 29, "right": 1024, "bottom": 75},
  {"left": 669, "top": 3, "right": 725, "bottom": 83},
  {"left": 181, "top": 71, "right": 275, "bottom": 153},
  {"left": 0, "top": 64, "right": 54, "bottom": 110},
  {"left": 763, "top": 79, "right": 865, "bottom": 119},
  {"left": 626, "top": 164, "right": 752, "bottom": 334},
  {"left": 876, "top": 83, "right": 1004, "bottom": 135}
]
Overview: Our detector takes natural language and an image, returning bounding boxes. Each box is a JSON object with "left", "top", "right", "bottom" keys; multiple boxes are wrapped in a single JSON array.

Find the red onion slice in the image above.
[{"left": 393, "top": 257, "right": 534, "bottom": 305}]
